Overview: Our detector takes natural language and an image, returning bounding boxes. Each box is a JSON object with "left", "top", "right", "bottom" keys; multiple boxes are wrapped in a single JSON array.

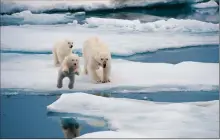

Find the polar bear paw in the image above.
[
  {"left": 68, "top": 84, "right": 74, "bottom": 89},
  {"left": 102, "top": 79, "right": 110, "bottom": 83},
  {"left": 96, "top": 80, "right": 102, "bottom": 84},
  {"left": 57, "top": 83, "right": 63, "bottom": 88}
]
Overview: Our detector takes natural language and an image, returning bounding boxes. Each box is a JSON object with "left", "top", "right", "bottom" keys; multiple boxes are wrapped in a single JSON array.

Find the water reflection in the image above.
[
  {"left": 60, "top": 117, "right": 80, "bottom": 138},
  {"left": 47, "top": 111, "right": 110, "bottom": 138}
]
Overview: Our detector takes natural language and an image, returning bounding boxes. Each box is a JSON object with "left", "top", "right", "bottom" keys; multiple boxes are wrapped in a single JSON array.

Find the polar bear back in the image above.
[{"left": 83, "top": 37, "right": 109, "bottom": 57}]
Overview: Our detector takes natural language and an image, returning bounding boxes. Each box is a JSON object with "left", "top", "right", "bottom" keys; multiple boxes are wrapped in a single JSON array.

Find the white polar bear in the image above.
[
  {"left": 53, "top": 39, "right": 74, "bottom": 66},
  {"left": 57, "top": 54, "right": 80, "bottom": 89},
  {"left": 83, "top": 37, "right": 111, "bottom": 83}
]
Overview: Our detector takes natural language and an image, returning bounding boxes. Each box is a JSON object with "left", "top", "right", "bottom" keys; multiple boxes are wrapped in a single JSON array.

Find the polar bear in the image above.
[
  {"left": 83, "top": 37, "right": 111, "bottom": 83},
  {"left": 53, "top": 39, "right": 73, "bottom": 66},
  {"left": 57, "top": 54, "right": 80, "bottom": 89}
]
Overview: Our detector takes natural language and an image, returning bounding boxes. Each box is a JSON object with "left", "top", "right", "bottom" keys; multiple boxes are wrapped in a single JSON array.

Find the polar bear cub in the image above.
[
  {"left": 57, "top": 54, "right": 80, "bottom": 89},
  {"left": 83, "top": 37, "right": 111, "bottom": 83},
  {"left": 53, "top": 39, "right": 73, "bottom": 66}
]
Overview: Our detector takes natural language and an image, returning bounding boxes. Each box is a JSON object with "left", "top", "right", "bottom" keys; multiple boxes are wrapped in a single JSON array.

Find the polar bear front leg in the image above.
[
  {"left": 87, "top": 59, "right": 101, "bottom": 83},
  {"left": 74, "top": 68, "right": 80, "bottom": 76},
  {"left": 53, "top": 49, "right": 60, "bottom": 66},
  {"left": 89, "top": 68, "right": 101, "bottom": 83},
  {"left": 68, "top": 74, "right": 75, "bottom": 89},
  {"left": 62, "top": 64, "right": 69, "bottom": 75},
  {"left": 57, "top": 71, "right": 65, "bottom": 88},
  {"left": 102, "top": 65, "right": 111, "bottom": 83},
  {"left": 57, "top": 54, "right": 65, "bottom": 64}
]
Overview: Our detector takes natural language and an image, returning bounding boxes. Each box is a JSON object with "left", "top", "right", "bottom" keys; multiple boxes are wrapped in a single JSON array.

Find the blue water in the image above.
[
  {"left": 0, "top": 0, "right": 219, "bottom": 138},
  {"left": 0, "top": 94, "right": 110, "bottom": 138},
  {"left": 1, "top": 90, "right": 219, "bottom": 138}
]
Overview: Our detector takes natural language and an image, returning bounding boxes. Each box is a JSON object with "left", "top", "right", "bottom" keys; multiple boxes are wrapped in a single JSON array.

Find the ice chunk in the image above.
[
  {"left": 85, "top": 17, "right": 219, "bottom": 32},
  {"left": 78, "top": 131, "right": 145, "bottom": 138},
  {"left": 47, "top": 92, "right": 219, "bottom": 138},
  {"left": 1, "top": 0, "right": 208, "bottom": 14},
  {"left": 192, "top": 0, "right": 219, "bottom": 8},
  {"left": 1, "top": 25, "right": 218, "bottom": 56},
  {"left": 1, "top": 54, "right": 218, "bottom": 91}
]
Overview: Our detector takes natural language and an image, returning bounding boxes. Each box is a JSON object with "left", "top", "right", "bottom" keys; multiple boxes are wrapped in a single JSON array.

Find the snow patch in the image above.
[{"left": 85, "top": 17, "right": 219, "bottom": 32}]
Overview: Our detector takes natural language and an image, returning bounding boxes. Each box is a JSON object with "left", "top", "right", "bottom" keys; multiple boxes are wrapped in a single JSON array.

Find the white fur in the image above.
[
  {"left": 83, "top": 37, "right": 111, "bottom": 83},
  {"left": 53, "top": 39, "right": 73, "bottom": 66},
  {"left": 60, "top": 54, "right": 80, "bottom": 74}
]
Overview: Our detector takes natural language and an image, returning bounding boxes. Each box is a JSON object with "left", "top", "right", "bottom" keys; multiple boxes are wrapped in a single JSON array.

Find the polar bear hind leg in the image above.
[
  {"left": 83, "top": 47, "right": 88, "bottom": 75},
  {"left": 53, "top": 49, "right": 60, "bottom": 66},
  {"left": 84, "top": 60, "right": 88, "bottom": 75}
]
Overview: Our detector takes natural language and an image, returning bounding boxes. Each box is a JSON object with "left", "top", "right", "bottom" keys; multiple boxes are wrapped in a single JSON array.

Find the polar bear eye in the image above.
[
  {"left": 72, "top": 59, "right": 74, "bottom": 61},
  {"left": 101, "top": 58, "right": 103, "bottom": 61},
  {"left": 106, "top": 58, "right": 108, "bottom": 60}
]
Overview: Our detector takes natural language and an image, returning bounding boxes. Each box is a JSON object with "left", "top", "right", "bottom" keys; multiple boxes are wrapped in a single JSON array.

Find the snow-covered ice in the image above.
[
  {"left": 1, "top": 10, "right": 78, "bottom": 25},
  {"left": 1, "top": 54, "right": 218, "bottom": 91},
  {"left": 192, "top": 0, "right": 219, "bottom": 8},
  {"left": 1, "top": 16, "right": 218, "bottom": 92},
  {"left": 78, "top": 131, "right": 145, "bottom": 138},
  {"left": 85, "top": 17, "right": 219, "bottom": 32},
  {"left": 47, "top": 92, "right": 219, "bottom": 138},
  {"left": 1, "top": 23, "right": 218, "bottom": 56},
  {"left": 1, "top": 0, "right": 209, "bottom": 14}
]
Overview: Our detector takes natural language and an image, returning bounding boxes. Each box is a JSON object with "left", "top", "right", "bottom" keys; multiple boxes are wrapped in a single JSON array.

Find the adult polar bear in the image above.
[
  {"left": 83, "top": 37, "right": 111, "bottom": 83},
  {"left": 53, "top": 39, "right": 74, "bottom": 66}
]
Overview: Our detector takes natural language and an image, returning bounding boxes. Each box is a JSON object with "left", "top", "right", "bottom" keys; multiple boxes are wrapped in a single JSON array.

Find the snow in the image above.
[
  {"left": 1, "top": 0, "right": 208, "bottom": 14},
  {"left": 1, "top": 24, "right": 218, "bottom": 56},
  {"left": 78, "top": 131, "right": 145, "bottom": 138},
  {"left": 1, "top": 54, "right": 218, "bottom": 91},
  {"left": 47, "top": 92, "right": 219, "bottom": 138},
  {"left": 85, "top": 17, "right": 219, "bottom": 32},
  {"left": 0, "top": 0, "right": 111, "bottom": 14},
  {"left": 2, "top": 9, "right": 219, "bottom": 31},
  {"left": 192, "top": 0, "right": 219, "bottom": 8},
  {"left": 1, "top": 10, "right": 78, "bottom": 25}
]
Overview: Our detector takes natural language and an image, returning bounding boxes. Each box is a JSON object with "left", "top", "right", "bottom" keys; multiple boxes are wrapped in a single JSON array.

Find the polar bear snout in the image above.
[
  {"left": 67, "top": 41, "right": 73, "bottom": 48},
  {"left": 103, "top": 63, "right": 106, "bottom": 68}
]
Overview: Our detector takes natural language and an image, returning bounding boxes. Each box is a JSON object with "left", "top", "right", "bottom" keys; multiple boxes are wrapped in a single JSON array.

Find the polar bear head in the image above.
[
  {"left": 63, "top": 54, "right": 80, "bottom": 70},
  {"left": 64, "top": 39, "right": 74, "bottom": 49},
  {"left": 94, "top": 52, "right": 111, "bottom": 68}
]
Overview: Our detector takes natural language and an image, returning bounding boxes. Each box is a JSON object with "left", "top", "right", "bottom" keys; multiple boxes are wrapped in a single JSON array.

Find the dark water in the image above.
[
  {"left": 0, "top": 94, "right": 110, "bottom": 138},
  {"left": 0, "top": 95, "right": 63, "bottom": 138},
  {"left": 125, "top": 45, "right": 219, "bottom": 64}
]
